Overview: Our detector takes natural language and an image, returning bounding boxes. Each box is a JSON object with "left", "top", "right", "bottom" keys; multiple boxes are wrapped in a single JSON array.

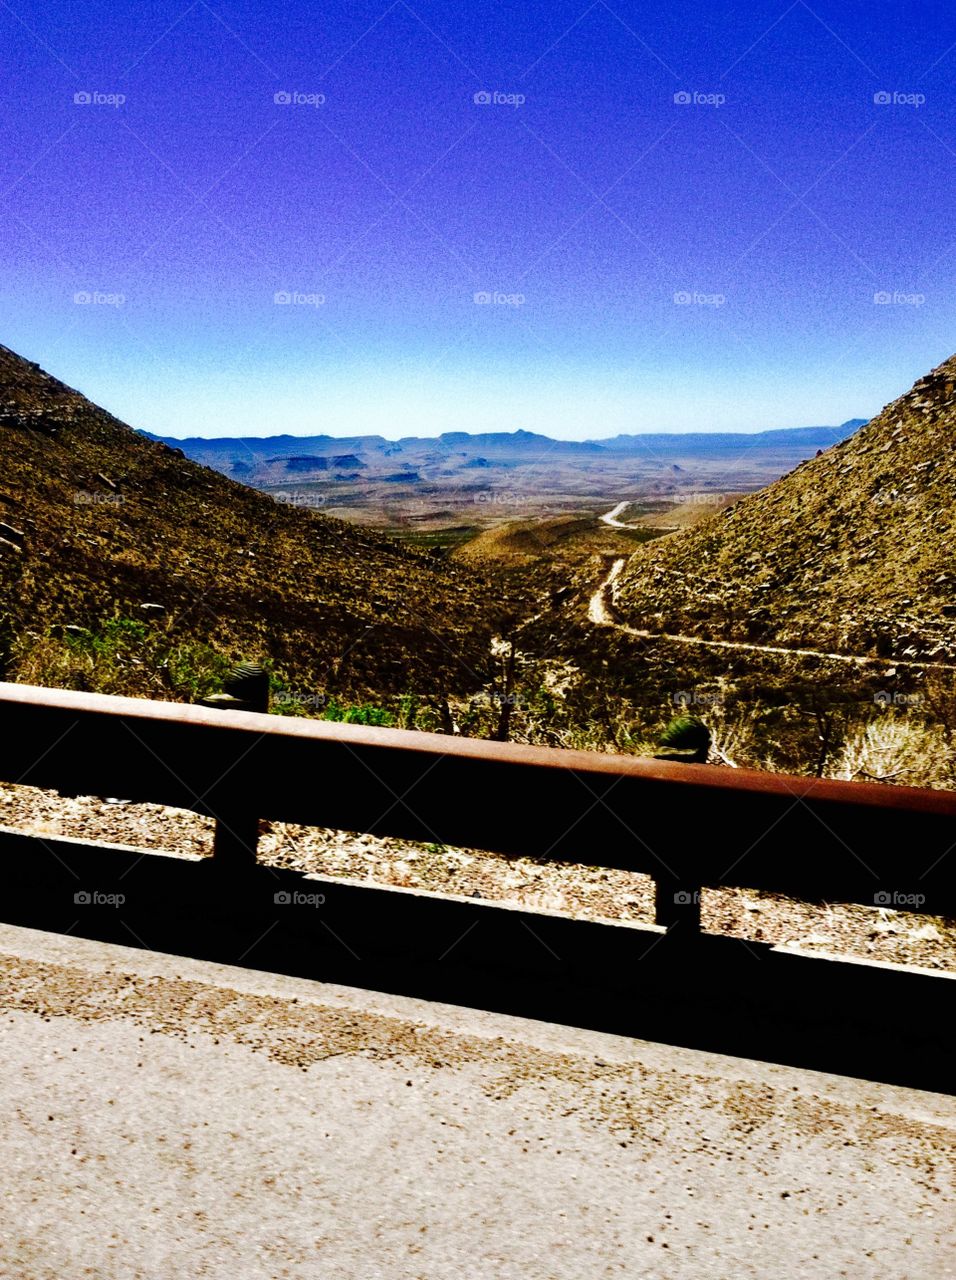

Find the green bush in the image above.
[
  {"left": 322, "top": 699, "right": 395, "bottom": 727},
  {"left": 9, "top": 615, "right": 233, "bottom": 702}
]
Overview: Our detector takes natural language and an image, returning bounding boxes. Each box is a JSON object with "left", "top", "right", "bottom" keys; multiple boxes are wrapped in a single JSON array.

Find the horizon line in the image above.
[{"left": 141, "top": 419, "right": 866, "bottom": 444}]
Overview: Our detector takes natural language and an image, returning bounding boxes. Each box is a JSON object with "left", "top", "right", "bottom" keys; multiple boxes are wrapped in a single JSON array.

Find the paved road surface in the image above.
[{"left": 0, "top": 924, "right": 953, "bottom": 1279}]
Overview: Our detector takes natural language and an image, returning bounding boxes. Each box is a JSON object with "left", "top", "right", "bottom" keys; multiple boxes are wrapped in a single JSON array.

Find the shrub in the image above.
[
  {"left": 321, "top": 700, "right": 395, "bottom": 727},
  {"left": 9, "top": 616, "right": 233, "bottom": 702},
  {"left": 826, "top": 717, "right": 952, "bottom": 788}
]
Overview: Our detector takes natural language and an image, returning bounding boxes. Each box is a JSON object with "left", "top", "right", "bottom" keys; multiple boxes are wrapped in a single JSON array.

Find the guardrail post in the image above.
[
  {"left": 198, "top": 664, "right": 269, "bottom": 869},
  {"left": 211, "top": 808, "right": 260, "bottom": 869},
  {"left": 654, "top": 875, "right": 702, "bottom": 934}
]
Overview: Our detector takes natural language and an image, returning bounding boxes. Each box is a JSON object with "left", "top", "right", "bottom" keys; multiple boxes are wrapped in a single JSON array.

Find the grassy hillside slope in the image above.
[
  {"left": 0, "top": 345, "right": 503, "bottom": 699},
  {"left": 614, "top": 355, "right": 956, "bottom": 662}
]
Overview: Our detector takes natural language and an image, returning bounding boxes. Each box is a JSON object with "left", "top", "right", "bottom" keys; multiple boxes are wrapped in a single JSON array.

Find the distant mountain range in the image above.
[
  {"left": 139, "top": 427, "right": 608, "bottom": 465},
  {"left": 140, "top": 422, "right": 868, "bottom": 497},
  {"left": 601, "top": 423, "right": 867, "bottom": 451},
  {"left": 143, "top": 422, "right": 866, "bottom": 467}
]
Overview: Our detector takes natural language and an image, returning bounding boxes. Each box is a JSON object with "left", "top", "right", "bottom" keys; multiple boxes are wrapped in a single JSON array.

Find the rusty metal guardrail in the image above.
[{"left": 0, "top": 681, "right": 953, "bottom": 930}]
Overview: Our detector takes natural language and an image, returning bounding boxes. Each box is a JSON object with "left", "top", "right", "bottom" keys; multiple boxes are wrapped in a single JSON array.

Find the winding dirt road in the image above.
[
  {"left": 586, "top": 557, "right": 626, "bottom": 625},
  {"left": 598, "top": 501, "right": 635, "bottom": 529},
  {"left": 588, "top": 556, "right": 956, "bottom": 673}
]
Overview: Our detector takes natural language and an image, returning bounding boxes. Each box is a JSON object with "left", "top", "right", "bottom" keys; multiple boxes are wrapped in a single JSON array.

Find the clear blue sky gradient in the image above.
[{"left": 2, "top": 0, "right": 955, "bottom": 437}]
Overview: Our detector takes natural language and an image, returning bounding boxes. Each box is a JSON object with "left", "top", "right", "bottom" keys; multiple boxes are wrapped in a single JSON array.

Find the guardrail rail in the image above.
[{"left": 0, "top": 682, "right": 953, "bottom": 1091}]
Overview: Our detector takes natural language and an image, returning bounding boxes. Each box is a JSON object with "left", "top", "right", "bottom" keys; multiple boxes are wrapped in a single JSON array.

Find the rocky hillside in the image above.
[
  {"left": 0, "top": 345, "right": 503, "bottom": 697},
  {"left": 613, "top": 355, "right": 956, "bottom": 662}
]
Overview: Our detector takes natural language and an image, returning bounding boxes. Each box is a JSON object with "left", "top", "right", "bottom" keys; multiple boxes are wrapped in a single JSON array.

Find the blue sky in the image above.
[{"left": 2, "top": 0, "right": 955, "bottom": 437}]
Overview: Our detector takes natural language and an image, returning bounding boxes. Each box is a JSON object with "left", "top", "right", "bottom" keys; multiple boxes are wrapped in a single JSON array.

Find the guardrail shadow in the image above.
[{"left": 3, "top": 829, "right": 952, "bottom": 1095}]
